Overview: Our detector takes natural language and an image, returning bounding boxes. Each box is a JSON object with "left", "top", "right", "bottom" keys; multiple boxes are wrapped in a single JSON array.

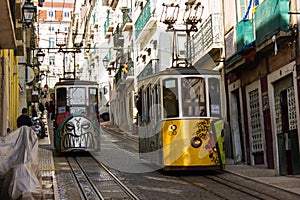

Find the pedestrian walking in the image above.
[
  {"left": 39, "top": 101, "right": 45, "bottom": 117},
  {"left": 17, "top": 108, "right": 33, "bottom": 128},
  {"left": 50, "top": 101, "right": 55, "bottom": 120},
  {"left": 45, "top": 101, "right": 50, "bottom": 117},
  {"left": 32, "top": 105, "right": 38, "bottom": 118}
]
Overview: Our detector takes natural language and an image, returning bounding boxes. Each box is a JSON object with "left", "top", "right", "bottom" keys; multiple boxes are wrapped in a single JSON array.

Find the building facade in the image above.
[
  {"left": 223, "top": 0, "right": 300, "bottom": 175},
  {"left": 0, "top": 0, "right": 25, "bottom": 133},
  {"left": 37, "top": 0, "right": 75, "bottom": 88}
]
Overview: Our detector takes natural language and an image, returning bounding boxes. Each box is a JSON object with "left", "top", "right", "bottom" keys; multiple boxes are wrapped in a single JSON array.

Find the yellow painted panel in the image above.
[{"left": 162, "top": 119, "right": 222, "bottom": 167}]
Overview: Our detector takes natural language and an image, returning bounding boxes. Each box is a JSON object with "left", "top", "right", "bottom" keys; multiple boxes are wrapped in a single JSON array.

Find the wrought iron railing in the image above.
[
  {"left": 121, "top": 8, "right": 132, "bottom": 30},
  {"left": 191, "top": 14, "right": 222, "bottom": 61},
  {"left": 134, "top": 1, "right": 151, "bottom": 39}
]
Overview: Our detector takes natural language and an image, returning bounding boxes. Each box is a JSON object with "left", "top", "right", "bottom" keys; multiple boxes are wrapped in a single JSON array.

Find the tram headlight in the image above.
[{"left": 191, "top": 136, "right": 202, "bottom": 148}]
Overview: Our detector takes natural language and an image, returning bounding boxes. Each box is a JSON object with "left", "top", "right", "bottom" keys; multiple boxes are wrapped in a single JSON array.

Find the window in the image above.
[
  {"left": 209, "top": 78, "right": 221, "bottom": 117},
  {"left": 182, "top": 77, "right": 206, "bottom": 117},
  {"left": 142, "top": 86, "right": 151, "bottom": 123},
  {"left": 49, "top": 56, "right": 55, "bottom": 66},
  {"left": 88, "top": 88, "right": 99, "bottom": 122},
  {"left": 48, "top": 26, "right": 54, "bottom": 32},
  {"left": 70, "top": 87, "right": 86, "bottom": 105},
  {"left": 163, "top": 78, "right": 179, "bottom": 118},
  {"left": 57, "top": 88, "right": 67, "bottom": 108},
  {"left": 64, "top": 12, "right": 70, "bottom": 18},
  {"left": 69, "top": 87, "right": 86, "bottom": 114},
  {"left": 237, "top": 0, "right": 251, "bottom": 21},
  {"left": 48, "top": 10, "right": 54, "bottom": 18},
  {"left": 49, "top": 37, "right": 55, "bottom": 48}
]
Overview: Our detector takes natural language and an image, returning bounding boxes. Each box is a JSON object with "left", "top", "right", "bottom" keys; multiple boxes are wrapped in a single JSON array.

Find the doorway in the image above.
[
  {"left": 230, "top": 90, "right": 245, "bottom": 163},
  {"left": 274, "top": 76, "right": 300, "bottom": 175}
]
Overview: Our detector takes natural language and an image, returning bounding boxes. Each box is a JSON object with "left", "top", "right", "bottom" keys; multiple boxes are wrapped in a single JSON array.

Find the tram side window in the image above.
[
  {"left": 135, "top": 89, "right": 143, "bottom": 125},
  {"left": 56, "top": 88, "right": 67, "bottom": 114},
  {"left": 89, "top": 88, "right": 99, "bottom": 122},
  {"left": 56, "top": 88, "right": 67, "bottom": 127},
  {"left": 163, "top": 79, "right": 179, "bottom": 118},
  {"left": 182, "top": 78, "right": 206, "bottom": 117},
  {"left": 152, "top": 85, "right": 161, "bottom": 123},
  {"left": 142, "top": 86, "right": 151, "bottom": 123},
  {"left": 209, "top": 78, "right": 221, "bottom": 117}
]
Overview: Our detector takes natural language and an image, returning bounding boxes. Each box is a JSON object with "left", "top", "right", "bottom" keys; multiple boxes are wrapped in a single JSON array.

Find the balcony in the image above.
[
  {"left": 236, "top": 19, "right": 255, "bottom": 53},
  {"left": 89, "top": 29, "right": 95, "bottom": 39},
  {"left": 137, "top": 61, "right": 153, "bottom": 80},
  {"left": 104, "top": 12, "right": 114, "bottom": 34},
  {"left": 115, "top": 61, "right": 134, "bottom": 86},
  {"left": 102, "top": 0, "right": 109, "bottom": 6},
  {"left": 109, "top": 0, "right": 119, "bottom": 10},
  {"left": 104, "top": 15, "right": 114, "bottom": 38},
  {"left": 225, "top": 20, "right": 255, "bottom": 71},
  {"left": 191, "top": 14, "right": 223, "bottom": 65},
  {"left": 121, "top": 8, "right": 133, "bottom": 31},
  {"left": 124, "top": 61, "right": 134, "bottom": 82},
  {"left": 254, "top": 0, "right": 290, "bottom": 46},
  {"left": 113, "top": 26, "right": 124, "bottom": 47},
  {"left": 105, "top": 32, "right": 112, "bottom": 39},
  {"left": 94, "top": 22, "right": 99, "bottom": 29},
  {"left": 134, "top": 1, "right": 156, "bottom": 41},
  {"left": 108, "top": 24, "right": 114, "bottom": 32}
]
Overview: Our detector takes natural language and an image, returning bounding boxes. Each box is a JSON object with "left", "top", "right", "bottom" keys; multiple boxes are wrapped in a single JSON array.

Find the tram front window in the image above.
[
  {"left": 182, "top": 77, "right": 206, "bottom": 117},
  {"left": 163, "top": 79, "right": 179, "bottom": 118},
  {"left": 70, "top": 87, "right": 86, "bottom": 114}
]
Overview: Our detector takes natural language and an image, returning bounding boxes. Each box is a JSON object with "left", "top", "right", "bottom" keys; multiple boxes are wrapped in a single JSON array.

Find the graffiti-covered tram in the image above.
[
  {"left": 53, "top": 80, "right": 100, "bottom": 153},
  {"left": 137, "top": 67, "right": 225, "bottom": 170}
]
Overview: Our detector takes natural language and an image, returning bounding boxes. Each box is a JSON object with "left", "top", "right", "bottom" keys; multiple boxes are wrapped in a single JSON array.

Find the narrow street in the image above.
[{"left": 39, "top": 118, "right": 300, "bottom": 199}]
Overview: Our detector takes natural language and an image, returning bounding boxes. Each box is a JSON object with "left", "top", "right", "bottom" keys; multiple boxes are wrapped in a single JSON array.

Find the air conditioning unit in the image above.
[{"left": 225, "top": 28, "right": 236, "bottom": 59}]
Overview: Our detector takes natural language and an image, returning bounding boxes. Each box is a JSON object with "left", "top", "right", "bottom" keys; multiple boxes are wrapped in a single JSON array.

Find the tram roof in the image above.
[
  {"left": 138, "top": 67, "right": 221, "bottom": 81},
  {"left": 55, "top": 79, "right": 98, "bottom": 87}
]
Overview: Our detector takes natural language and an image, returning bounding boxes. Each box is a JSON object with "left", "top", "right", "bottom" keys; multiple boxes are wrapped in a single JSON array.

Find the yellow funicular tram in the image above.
[{"left": 137, "top": 67, "right": 225, "bottom": 170}]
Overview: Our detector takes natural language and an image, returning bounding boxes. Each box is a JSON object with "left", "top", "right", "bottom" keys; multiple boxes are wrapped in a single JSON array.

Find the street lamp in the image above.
[
  {"left": 20, "top": 0, "right": 37, "bottom": 27},
  {"left": 183, "top": 1, "right": 204, "bottom": 31},
  {"left": 102, "top": 56, "right": 109, "bottom": 68},
  {"left": 36, "top": 49, "right": 45, "bottom": 64},
  {"left": 161, "top": 1, "right": 204, "bottom": 67},
  {"left": 55, "top": 30, "right": 83, "bottom": 79},
  {"left": 160, "top": 3, "right": 179, "bottom": 30},
  {"left": 74, "top": 33, "right": 84, "bottom": 48},
  {"left": 56, "top": 30, "right": 67, "bottom": 48},
  {"left": 31, "top": 49, "right": 45, "bottom": 83}
]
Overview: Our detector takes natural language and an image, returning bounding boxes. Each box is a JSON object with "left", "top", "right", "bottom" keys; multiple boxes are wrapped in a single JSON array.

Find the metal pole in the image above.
[
  {"left": 73, "top": 52, "right": 76, "bottom": 79},
  {"left": 63, "top": 52, "right": 66, "bottom": 79}
]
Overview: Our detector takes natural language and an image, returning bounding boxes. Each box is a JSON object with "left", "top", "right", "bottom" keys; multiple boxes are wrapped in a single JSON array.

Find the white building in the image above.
[{"left": 37, "top": 0, "right": 75, "bottom": 88}]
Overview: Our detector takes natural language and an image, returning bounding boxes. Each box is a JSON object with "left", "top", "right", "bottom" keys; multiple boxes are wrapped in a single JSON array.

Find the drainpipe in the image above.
[
  {"left": 1, "top": 56, "right": 7, "bottom": 136},
  {"left": 295, "top": 0, "right": 300, "bottom": 153}
]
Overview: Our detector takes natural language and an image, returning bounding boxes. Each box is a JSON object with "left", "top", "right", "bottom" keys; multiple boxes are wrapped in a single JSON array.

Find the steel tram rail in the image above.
[
  {"left": 177, "top": 171, "right": 300, "bottom": 200},
  {"left": 66, "top": 155, "right": 139, "bottom": 200}
]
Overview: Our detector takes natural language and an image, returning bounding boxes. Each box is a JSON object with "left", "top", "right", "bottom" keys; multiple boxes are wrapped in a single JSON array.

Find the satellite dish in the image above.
[{"left": 18, "top": 66, "right": 35, "bottom": 84}]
